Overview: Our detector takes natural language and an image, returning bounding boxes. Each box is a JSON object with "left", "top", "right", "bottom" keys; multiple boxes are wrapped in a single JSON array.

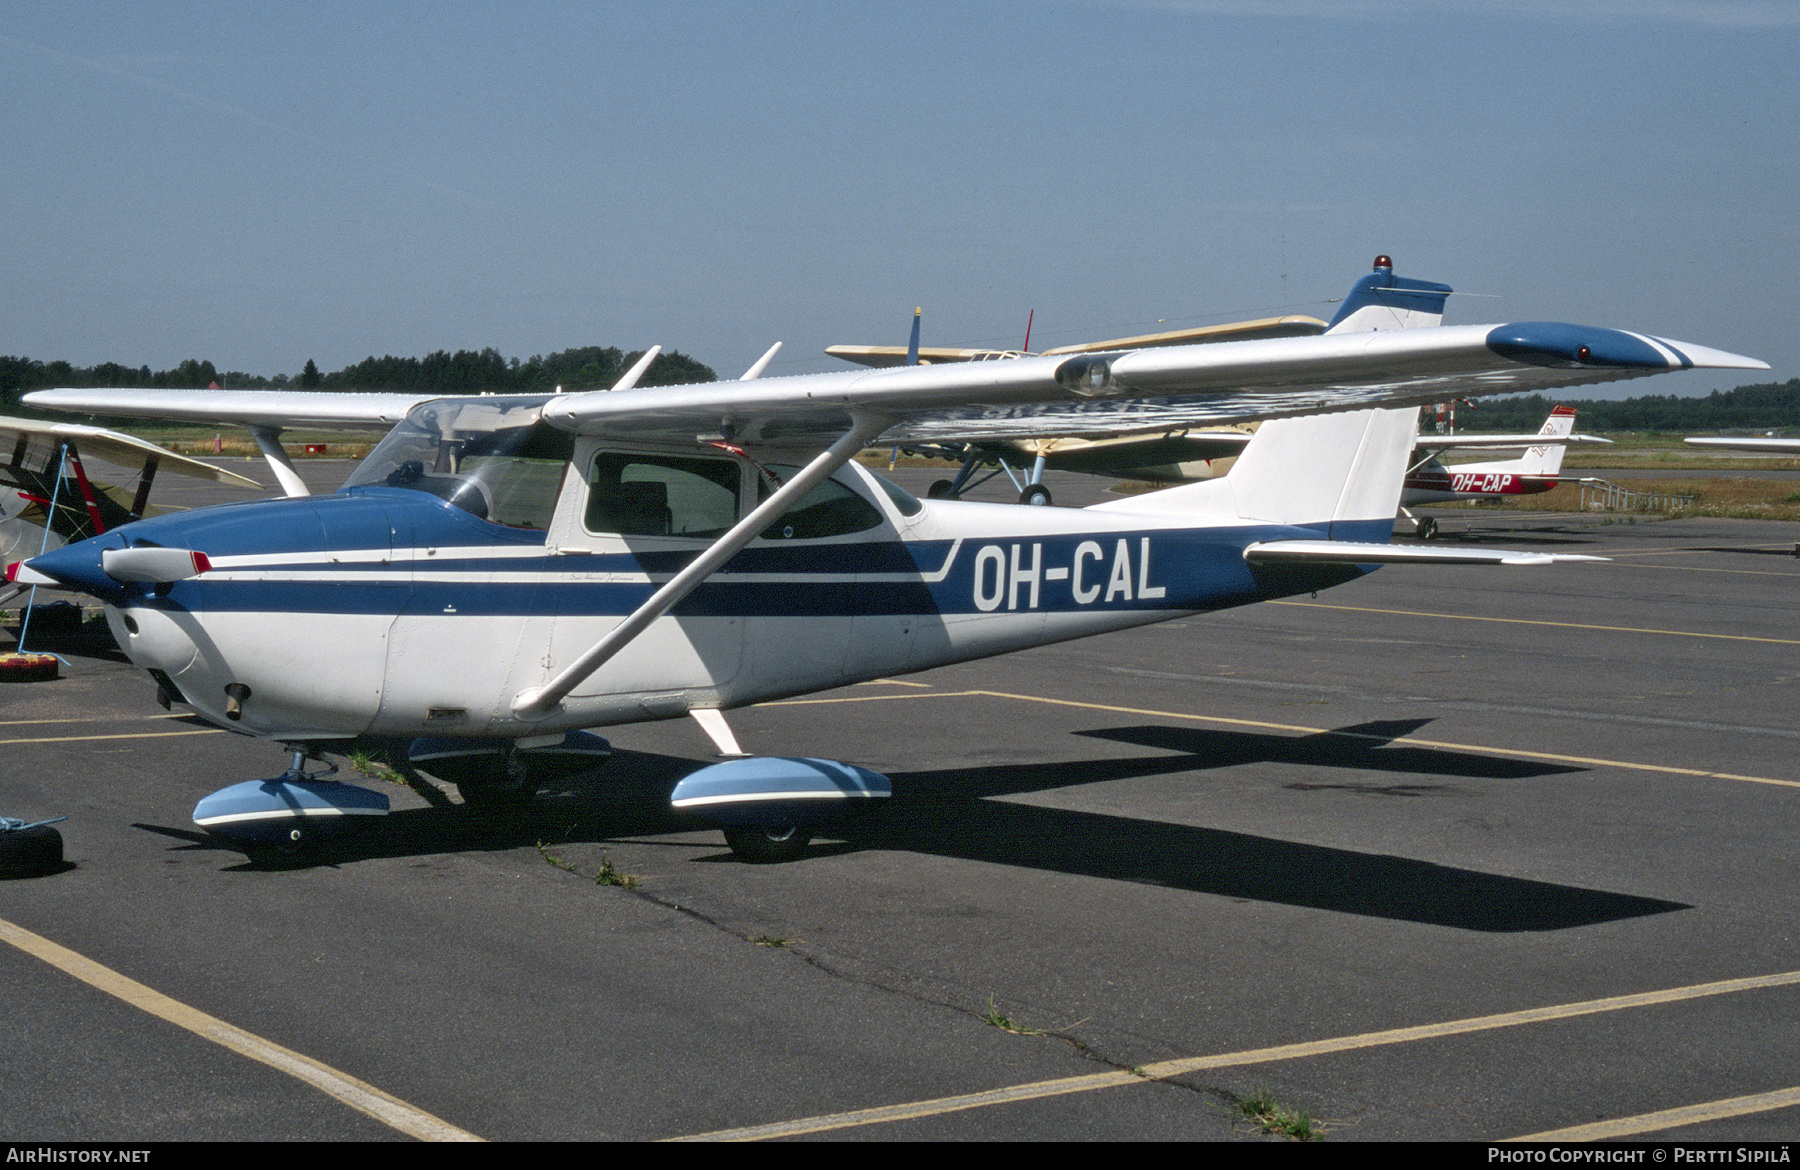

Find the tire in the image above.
[
  {"left": 0, "top": 823, "right": 64, "bottom": 876},
  {"left": 455, "top": 751, "right": 539, "bottom": 812},
  {"left": 723, "top": 824, "right": 812, "bottom": 863},
  {"left": 1415, "top": 516, "right": 1438, "bottom": 540},
  {"left": 1019, "top": 484, "right": 1052, "bottom": 507},
  {"left": 242, "top": 826, "right": 320, "bottom": 870},
  {"left": 926, "top": 479, "right": 956, "bottom": 499}
]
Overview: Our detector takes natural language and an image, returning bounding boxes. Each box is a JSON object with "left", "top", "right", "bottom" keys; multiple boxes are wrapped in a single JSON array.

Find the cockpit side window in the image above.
[{"left": 585, "top": 452, "right": 741, "bottom": 538}]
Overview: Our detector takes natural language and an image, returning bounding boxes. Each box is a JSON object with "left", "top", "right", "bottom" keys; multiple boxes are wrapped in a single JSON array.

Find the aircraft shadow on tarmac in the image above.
[
  {"left": 1684, "top": 545, "right": 1800, "bottom": 558},
  {"left": 134, "top": 715, "right": 1686, "bottom": 933}
]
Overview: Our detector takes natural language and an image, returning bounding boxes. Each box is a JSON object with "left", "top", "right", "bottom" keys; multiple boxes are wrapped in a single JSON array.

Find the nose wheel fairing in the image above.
[{"left": 191, "top": 751, "right": 390, "bottom": 868}]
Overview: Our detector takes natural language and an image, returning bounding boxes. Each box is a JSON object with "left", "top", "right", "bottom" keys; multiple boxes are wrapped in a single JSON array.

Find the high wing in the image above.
[
  {"left": 535, "top": 322, "right": 1763, "bottom": 447},
  {"left": 826, "top": 314, "right": 1329, "bottom": 368},
  {"left": 25, "top": 255, "right": 1765, "bottom": 457},
  {"left": 16, "top": 353, "right": 688, "bottom": 499},
  {"left": 28, "top": 323, "right": 1763, "bottom": 453},
  {"left": 17, "top": 389, "right": 429, "bottom": 432}
]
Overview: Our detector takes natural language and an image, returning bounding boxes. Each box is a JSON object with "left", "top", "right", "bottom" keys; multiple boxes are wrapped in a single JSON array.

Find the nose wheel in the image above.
[
  {"left": 192, "top": 749, "right": 389, "bottom": 869},
  {"left": 722, "top": 824, "right": 813, "bottom": 863},
  {"left": 242, "top": 825, "right": 321, "bottom": 870}
]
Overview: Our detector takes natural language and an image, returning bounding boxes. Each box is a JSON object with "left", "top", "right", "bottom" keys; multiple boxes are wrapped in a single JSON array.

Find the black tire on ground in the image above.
[
  {"left": 0, "top": 823, "right": 64, "bottom": 876},
  {"left": 242, "top": 826, "right": 321, "bottom": 870},
  {"left": 1019, "top": 484, "right": 1052, "bottom": 506},
  {"left": 1415, "top": 516, "right": 1438, "bottom": 540},
  {"left": 723, "top": 825, "right": 813, "bottom": 863},
  {"left": 926, "top": 479, "right": 956, "bottom": 499},
  {"left": 455, "top": 751, "right": 539, "bottom": 812}
]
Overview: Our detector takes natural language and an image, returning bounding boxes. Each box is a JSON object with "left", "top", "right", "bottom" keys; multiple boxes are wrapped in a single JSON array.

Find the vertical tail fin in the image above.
[
  {"left": 1518, "top": 405, "right": 1576, "bottom": 476},
  {"left": 1094, "top": 406, "right": 1420, "bottom": 539},
  {"left": 1325, "top": 255, "right": 1453, "bottom": 334}
]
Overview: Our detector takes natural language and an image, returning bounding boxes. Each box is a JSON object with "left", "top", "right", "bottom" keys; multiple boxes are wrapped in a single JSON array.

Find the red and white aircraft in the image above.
[{"left": 1401, "top": 406, "right": 1609, "bottom": 538}]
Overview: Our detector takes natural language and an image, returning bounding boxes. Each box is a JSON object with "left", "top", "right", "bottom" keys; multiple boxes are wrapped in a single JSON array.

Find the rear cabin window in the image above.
[{"left": 756, "top": 465, "right": 885, "bottom": 540}]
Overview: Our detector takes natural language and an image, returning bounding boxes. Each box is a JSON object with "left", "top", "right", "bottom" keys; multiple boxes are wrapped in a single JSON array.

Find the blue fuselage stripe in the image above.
[{"left": 142, "top": 526, "right": 1370, "bottom": 619}]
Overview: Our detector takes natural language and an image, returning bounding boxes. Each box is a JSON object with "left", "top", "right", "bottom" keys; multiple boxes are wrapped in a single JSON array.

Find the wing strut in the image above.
[
  {"left": 610, "top": 347, "right": 662, "bottom": 392},
  {"left": 249, "top": 426, "right": 310, "bottom": 498},
  {"left": 511, "top": 410, "right": 893, "bottom": 721},
  {"left": 738, "top": 343, "right": 782, "bottom": 381}
]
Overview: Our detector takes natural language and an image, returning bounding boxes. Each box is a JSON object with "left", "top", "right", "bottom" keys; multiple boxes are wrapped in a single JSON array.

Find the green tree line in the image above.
[{"left": 1428, "top": 378, "right": 1800, "bottom": 434}]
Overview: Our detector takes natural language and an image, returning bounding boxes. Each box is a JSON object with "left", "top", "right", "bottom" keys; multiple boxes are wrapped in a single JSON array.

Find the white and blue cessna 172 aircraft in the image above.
[{"left": 9, "top": 260, "right": 1766, "bottom": 865}]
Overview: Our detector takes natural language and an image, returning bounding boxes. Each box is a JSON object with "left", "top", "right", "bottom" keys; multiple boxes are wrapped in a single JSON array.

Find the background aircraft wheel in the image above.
[
  {"left": 723, "top": 824, "right": 812, "bottom": 863},
  {"left": 0, "top": 822, "right": 64, "bottom": 876},
  {"left": 1415, "top": 516, "right": 1438, "bottom": 540},
  {"left": 242, "top": 827, "right": 320, "bottom": 870},
  {"left": 455, "top": 750, "right": 540, "bottom": 812},
  {"left": 1019, "top": 484, "right": 1052, "bottom": 506},
  {"left": 926, "top": 479, "right": 956, "bottom": 499}
]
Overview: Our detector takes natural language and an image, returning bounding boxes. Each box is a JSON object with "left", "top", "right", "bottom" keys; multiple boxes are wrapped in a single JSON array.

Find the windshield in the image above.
[{"left": 343, "top": 396, "right": 573, "bottom": 529}]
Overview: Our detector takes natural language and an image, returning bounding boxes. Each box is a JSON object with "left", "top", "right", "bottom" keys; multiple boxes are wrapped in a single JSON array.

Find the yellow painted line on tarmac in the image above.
[
  {"left": 0, "top": 916, "right": 482, "bottom": 1142},
  {"left": 1507, "top": 1085, "right": 1800, "bottom": 1141},
  {"left": 0, "top": 712, "right": 192, "bottom": 727},
  {"left": 763, "top": 689, "right": 1800, "bottom": 790},
  {"left": 0, "top": 728, "right": 225, "bottom": 746},
  {"left": 1268, "top": 599, "right": 1800, "bottom": 645},
  {"left": 672, "top": 969, "right": 1800, "bottom": 1140}
]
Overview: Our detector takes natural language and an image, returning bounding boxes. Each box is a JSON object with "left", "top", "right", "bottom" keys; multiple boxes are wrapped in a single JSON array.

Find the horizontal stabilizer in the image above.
[
  {"left": 1244, "top": 540, "right": 1607, "bottom": 567},
  {"left": 1416, "top": 433, "right": 1612, "bottom": 450}
]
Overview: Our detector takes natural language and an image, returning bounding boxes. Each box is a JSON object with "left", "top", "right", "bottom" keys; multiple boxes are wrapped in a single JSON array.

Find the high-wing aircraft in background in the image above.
[
  {"left": 825, "top": 311, "right": 1330, "bottom": 369},
  {"left": 851, "top": 255, "right": 1458, "bottom": 506},
  {"left": 0, "top": 416, "right": 260, "bottom": 605},
  {"left": 10, "top": 258, "right": 1765, "bottom": 867},
  {"left": 1400, "top": 405, "right": 1610, "bottom": 538}
]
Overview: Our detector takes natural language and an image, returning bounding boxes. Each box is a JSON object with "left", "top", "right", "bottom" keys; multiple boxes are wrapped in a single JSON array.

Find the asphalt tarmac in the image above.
[{"left": 3, "top": 461, "right": 1799, "bottom": 1142}]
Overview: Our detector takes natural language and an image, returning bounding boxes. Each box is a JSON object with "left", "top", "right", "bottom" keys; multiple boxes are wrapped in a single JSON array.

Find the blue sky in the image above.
[{"left": 4, "top": 1, "right": 1795, "bottom": 397}]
